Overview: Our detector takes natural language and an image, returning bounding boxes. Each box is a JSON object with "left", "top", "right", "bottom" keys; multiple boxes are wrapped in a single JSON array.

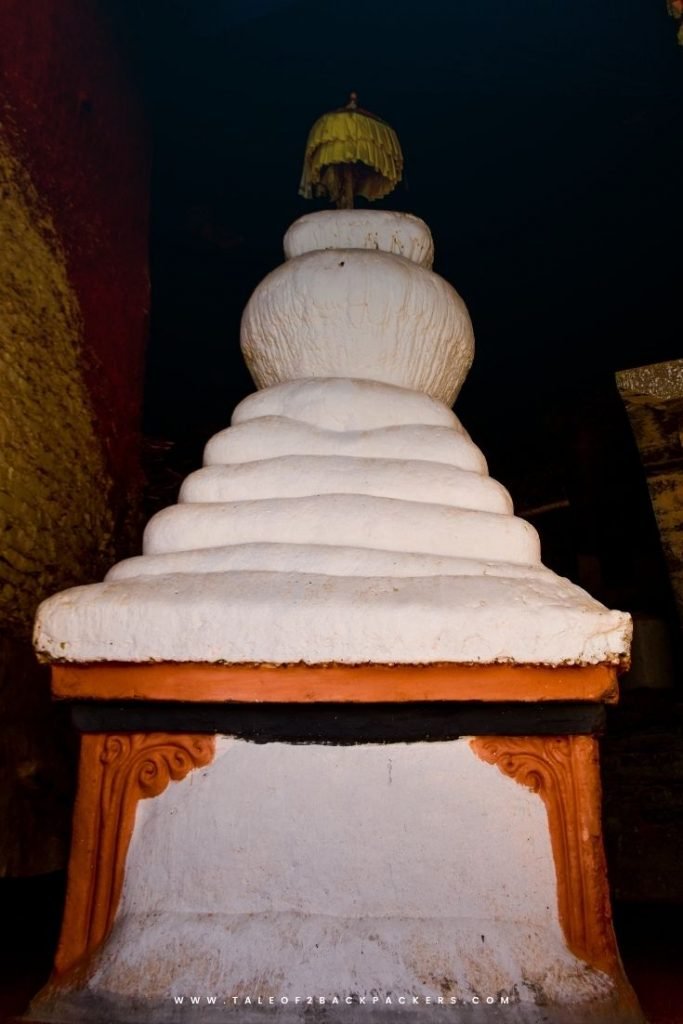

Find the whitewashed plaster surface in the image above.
[
  {"left": 36, "top": 570, "right": 630, "bottom": 666},
  {"left": 33, "top": 211, "right": 631, "bottom": 667},
  {"left": 240, "top": 250, "right": 474, "bottom": 404},
  {"left": 79, "top": 738, "right": 614, "bottom": 1008},
  {"left": 283, "top": 209, "right": 435, "bottom": 267}
]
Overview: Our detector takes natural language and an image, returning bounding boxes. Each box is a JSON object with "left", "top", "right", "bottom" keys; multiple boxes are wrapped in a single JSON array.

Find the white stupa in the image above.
[
  {"left": 29, "top": 208, "right": 644, "bottom": 1024},
  {"left": 34, "top": 209, "right": 630, "bottom": 669}
]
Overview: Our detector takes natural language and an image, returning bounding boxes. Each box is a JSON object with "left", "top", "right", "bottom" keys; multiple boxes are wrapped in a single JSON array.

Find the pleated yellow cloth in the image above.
[{"left": 299, "top": 108, "right": 403, "bottom": 205}]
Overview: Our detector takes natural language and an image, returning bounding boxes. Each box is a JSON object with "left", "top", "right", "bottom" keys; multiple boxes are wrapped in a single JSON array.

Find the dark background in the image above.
[{"left": 105, "top": 0, "right": 682, "bottom": 630}]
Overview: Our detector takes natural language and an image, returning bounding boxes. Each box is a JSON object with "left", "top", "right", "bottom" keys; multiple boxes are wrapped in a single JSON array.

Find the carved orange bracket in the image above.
[
  {"left": 470, "top": 735, "right": 619, "bottom": 977},
  {"left": 53, "top": 732, "right": 215, "bottom": 978}
]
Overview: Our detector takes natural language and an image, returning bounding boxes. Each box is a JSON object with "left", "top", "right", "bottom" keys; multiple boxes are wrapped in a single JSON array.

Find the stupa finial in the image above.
[{"left": 299, "top": 92, "right": 403, "bottom": 210}]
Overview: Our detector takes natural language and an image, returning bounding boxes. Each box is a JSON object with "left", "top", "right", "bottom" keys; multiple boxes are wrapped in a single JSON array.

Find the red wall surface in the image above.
[
  {"left": 1, "top": 0, "right": 150, "bottom": 512},
  {"left": 0, "top": 0, "right": 150, "bottom": 875}
]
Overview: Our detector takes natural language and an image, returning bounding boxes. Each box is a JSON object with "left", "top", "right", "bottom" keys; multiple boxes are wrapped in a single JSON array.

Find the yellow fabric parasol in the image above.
[{"left": 299, "top": 93, "right": 403, "bottom": 208}]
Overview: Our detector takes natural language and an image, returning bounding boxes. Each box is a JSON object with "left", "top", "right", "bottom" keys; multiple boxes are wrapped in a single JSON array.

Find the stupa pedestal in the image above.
[
  {"left": 23, "top": 662, "right": 642, "bottom": 1023},
  {"left": 29, "top": 210, "right": 643, "bottom": 1022}
]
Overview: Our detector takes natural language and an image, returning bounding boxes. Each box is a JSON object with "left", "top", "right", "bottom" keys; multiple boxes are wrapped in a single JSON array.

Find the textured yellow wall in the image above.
[
  {"left": 0, "top": 129, "right": 115, "bottom": 638},
  {"left": 617, "top": 360, "right": 683, "bottom": 630}
]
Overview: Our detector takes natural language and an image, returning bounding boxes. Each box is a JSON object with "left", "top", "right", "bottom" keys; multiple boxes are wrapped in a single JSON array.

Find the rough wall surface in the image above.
[
  {"left": 0, "top": 132, "right": 115, "bottom": 633},
  {"left": 0, "top": 0, "right": 149, "bottom": 497},
  {"left": 616, "top": 359, "right": 683, "bottom": 629},
  {"left": 0, "top": 0, "right": 149, "bottom": 874}
]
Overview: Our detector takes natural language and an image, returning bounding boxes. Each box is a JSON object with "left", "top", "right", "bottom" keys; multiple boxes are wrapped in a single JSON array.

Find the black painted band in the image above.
[{"left": 70, "top": 701, "right": 605, "bottom": 743}]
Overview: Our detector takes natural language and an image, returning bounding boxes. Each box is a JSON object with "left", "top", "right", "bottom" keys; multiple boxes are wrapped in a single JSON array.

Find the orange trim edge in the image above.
[
  {"left": 52, "top": 732, "right": 215, "bottom": 979},
  {"left": 51, "top": 661, "right": 620, "bottom": 704},
  {"left": 470, "top": 733, "right": 638, "bottom": 1013}
]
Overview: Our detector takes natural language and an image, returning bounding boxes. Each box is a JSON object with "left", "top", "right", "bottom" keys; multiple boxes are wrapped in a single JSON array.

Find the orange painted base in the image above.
[
  {"left": 51, "top": 660, "right": 619, "bottom": 703},
  {"left": 42, "top": 661, "right": 641, "bottom": 1022}
]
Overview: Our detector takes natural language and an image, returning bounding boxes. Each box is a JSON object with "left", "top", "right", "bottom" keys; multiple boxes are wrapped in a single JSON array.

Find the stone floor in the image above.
[{"left": 0, "top": 874, "right": 680, "bottom": 1024}]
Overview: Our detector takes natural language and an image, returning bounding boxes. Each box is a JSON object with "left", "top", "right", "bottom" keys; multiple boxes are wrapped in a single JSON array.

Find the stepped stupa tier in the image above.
[{"left": 34, "top": 210, "right": 631, "bottom": 667}]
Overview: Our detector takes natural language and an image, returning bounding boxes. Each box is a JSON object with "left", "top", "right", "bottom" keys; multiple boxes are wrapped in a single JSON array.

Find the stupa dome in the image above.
[{"left": 241, "top": 211, "right": 473, "bottom": 405}]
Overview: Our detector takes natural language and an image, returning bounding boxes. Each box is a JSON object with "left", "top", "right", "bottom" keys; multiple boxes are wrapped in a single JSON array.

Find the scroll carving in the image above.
[
  {"left": 53, "top": 732, "right": 215, "bottom": 977},
  {"left": 470, "top": 735, "right": 619, "bottom": 977}
]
